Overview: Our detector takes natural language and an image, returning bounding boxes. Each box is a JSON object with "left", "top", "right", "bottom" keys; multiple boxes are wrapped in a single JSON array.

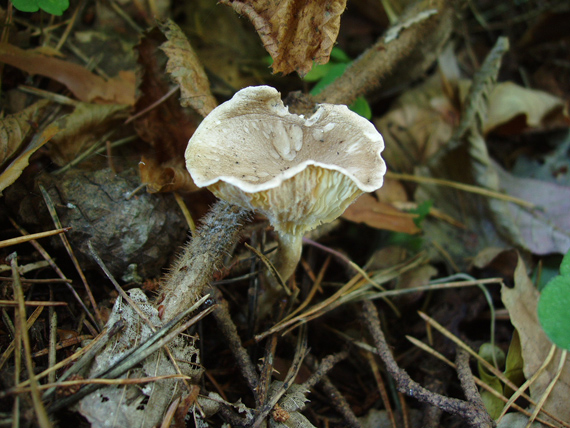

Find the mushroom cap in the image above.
[{"left": 185, "top": 85, "right": 386, "bottom": 235}]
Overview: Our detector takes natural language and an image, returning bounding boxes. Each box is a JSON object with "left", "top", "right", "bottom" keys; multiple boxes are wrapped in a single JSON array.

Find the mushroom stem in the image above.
[{"left": 273, "top": 232, "right": 304, "bottom": 283}]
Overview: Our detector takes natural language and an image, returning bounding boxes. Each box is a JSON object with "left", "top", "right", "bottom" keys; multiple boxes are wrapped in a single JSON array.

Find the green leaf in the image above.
[
  {"left": 309, "top": 63, "right": 348, "bottom": 96},
  {"left": 477, "top": 343, "right": 505, "bottom": 419},
  {"left": 11, "top": 0, "right": 69, "bottom": 15},
  {"left": 305, "top": 47, "right": 351, "bottom": 81},
  {"left": 538, "top": 274, "right": 570, "bottom": 350},
  {"left": 329, "top": 46, "right": 351, "bottom": 63},
  {"left": 412, "top": 200, "right": 432, "bottom": 228},
  {"left": 39, "top": 0, "right": 69, "bottom": 15},
  {"left": 532, "top": 255, "right": 564, "bottom": 291},
  {"left": 503, "top": 330, "right": 525, "bottom": 396},
  {"left": 303, "top": 62, "right": 334, "bottom": 82},
  {"left": 10, "top": 0, "right": 39, "bottom": 12},
  {"left": 387, "top": 232, "right": 423, "bottom": 252},
  {"left": 561, "top": 249, "right": 570, "bottom": 277},
  {"left": 386, "top": 200, "right": 431, "bottom": 251},
  {"left": 349, "top": 96, "right": 372, "bottom": 120}
]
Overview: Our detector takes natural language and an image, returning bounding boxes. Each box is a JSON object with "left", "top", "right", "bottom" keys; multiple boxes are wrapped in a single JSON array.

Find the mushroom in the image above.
[{"left": 185, "top": 85, "right": 386, "bottom": 283}]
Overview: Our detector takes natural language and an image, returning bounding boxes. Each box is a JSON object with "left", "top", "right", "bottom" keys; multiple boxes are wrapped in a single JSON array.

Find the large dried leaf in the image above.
[
  {"left": 485, "top": 82, "right": 567, "bottom": 135},
  {"left": 375, "top": 75, "right": 461, "bottom": 174},
  {"left": 0, "top": 42, "right": 135, "bottom": 105},
  {"left": 0, "top": 99, "right": 50, "bottom": 167},
  {"left": 492, "top": 160, "right": 570, "bottom": 255},
  {"left": 79, "top": 289, "right": 201, "bottom": 428},
  {"left": 501, "top": 255, "right": 570, "bottom": 425},
  {"left": 221, "top": 0, "right": 347, "bottom": 76},
  {"left": 157, "top": 19, "right": 217, "bottom": 117},
  {"left": 342, "top": 194, "right": 421, "bottom": 234},
  {"left": 0, "top": 120, "right": 61, "bottom": 195}
]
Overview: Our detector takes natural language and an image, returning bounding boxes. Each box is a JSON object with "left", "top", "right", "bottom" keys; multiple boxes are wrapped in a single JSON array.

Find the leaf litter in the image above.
[{"left": 1, "top": 1, "right": 570, "bottom": 428}]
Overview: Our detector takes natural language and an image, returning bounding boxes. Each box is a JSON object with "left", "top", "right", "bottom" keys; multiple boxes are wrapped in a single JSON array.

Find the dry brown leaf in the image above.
[
  {"left": 485, "top": 82, "right": 568, "bottom": 135},
  {"left": 0, "top": 42, "right": 135, "bottom": 105},
  {"left": 342, "top": 193, "right": 421, "bottom": 234},
  {"left": 139, "top": 156, "right": 199, "bottom": 193},
  {"left": 0, "top": 99, "right": 50, "bottom": 167},
  {"left": 0, "top": 120, "right": 61, "bottom": 195},
  {"left": 375, "top": 75, "right": 462, "bottom": 174},
  {"left": 398, "top": 264, "right": 437, "bottom": 289},
  {"left": 134, "top": 27, "right": 200, "bottom": 162},
  {"left": 221, "top": 0, "right": 347, "bottom": 76},
  {"left": 157, "top": 19, "right": 217, "bottom": 117},
  {"left": 376, "top": 177, "right": 409, "bottom": 204},
  {"left": 501, "top": 255, "right": 570, "bottom": 425},
  {"left": 396, "top": 264, "right": 438, "bottom": 304}
]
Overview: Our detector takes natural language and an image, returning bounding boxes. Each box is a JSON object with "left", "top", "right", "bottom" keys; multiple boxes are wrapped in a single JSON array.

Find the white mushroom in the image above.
[{"left": 185, "top": 85, "right": 386, "bottom": 282}]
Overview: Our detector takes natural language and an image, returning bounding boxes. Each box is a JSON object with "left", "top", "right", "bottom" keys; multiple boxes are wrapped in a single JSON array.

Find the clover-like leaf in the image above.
[{"left": 11, "top": 0, "right": 69, "bottom": 15}]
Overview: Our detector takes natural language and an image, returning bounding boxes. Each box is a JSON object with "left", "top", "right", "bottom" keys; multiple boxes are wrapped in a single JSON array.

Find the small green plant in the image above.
[
  {"left": 263, "top": 47, "right": 371, "bottom": 119},
  {"left": 387, "top": 200, "right": 432, "bottom": 251},
  {"left": 304, "top": 47, "right": 372, "bottom": 120},
  {"left": 538, "top": 249, "right": 570, "bottom": 350},
  {"left": 477, "top": 335, "right": 524, "bottom": 418},
  {"left": 11, "top": 0, "right": 69, "bottom": 16}
]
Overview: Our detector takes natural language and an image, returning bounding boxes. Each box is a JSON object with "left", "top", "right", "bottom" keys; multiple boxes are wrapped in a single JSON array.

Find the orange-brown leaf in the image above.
[
  {"left": 0, "top": 42, "right": 135, "bottom": 105},
  {"left": 139, "top": 156, "right": 199, "bottom": 194},
  {"left": 221, "top": 0, "right": 346, "bottom": 76},
  {"left": 342, "top": 194, "right": 421, "bottom": 234}
]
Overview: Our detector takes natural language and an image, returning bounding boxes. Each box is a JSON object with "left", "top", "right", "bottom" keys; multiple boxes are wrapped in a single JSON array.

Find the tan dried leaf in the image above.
[
  {"left": 0, "top": 42, "right": 135, "bottom": 105},
  {"left": 375, "top": 75, "right": 461, "bottom": 174},
  {"left": 157, "top": 19, "right": 217, "bottom": 117},
  {"left": 0, "top": 120, "right": 61, "bottom": 195},
  {"left": 485, "top": 82, "right": 568, "bottom": 135},
  {"left": 221, "top": 0, "right": 346, "bottom": 76},
  {"left": 376, "top": 177, "right": 409, "bottom": 204},
  {"left": 0, "top": 99, "right": 50, "bottom": 167},
  {"left": 342, "top": 194, "right": 420, "bottom": 234},
  {"left": 501, "top": 255, "right": 570, "bottom": 425}
]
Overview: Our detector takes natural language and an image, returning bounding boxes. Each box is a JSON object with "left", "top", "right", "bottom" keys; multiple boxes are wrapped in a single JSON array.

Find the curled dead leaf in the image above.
[
  {"left": 0, "top": 42, "right": 135, "bottom": 105},
  {"left": 485, "top": 82, "right": 568, "bottom": 135},
  {"left": 157, "top": 19, "right": 217, "bottom": 117},
  {"left": 0, "top": 120, "right": 61, "bottom": 194},
  {"left": 221, "top": 0, "right": 346, "bottom": 76},
  {"left": 0, "top": 99, "right": 51, "bottom": 168},
  {"left": 139, "top": 156, "right": 199, "bottom": 194}
]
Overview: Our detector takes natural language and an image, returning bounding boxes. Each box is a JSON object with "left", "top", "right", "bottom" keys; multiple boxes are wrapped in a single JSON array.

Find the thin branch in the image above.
[
  {"left": 212, "top": 290, "right": 259, "bottom": 395},
  {"left": 361, "top": 300, "right": 494, "bottom": 428}
]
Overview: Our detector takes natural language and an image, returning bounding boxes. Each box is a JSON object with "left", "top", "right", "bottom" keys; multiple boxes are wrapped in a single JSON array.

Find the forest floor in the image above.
[{"left": 1, "top": 0, "right": 570, "bottom": 427}]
